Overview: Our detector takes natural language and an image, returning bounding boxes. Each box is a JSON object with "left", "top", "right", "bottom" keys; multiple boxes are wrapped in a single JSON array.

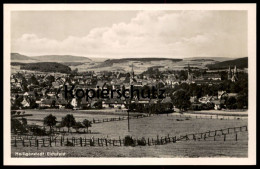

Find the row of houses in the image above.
[{"left": 190, "top": 91, "right": 238, "bottom": 110}]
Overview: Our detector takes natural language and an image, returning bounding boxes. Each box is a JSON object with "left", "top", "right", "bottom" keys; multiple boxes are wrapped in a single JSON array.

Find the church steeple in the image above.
[
  {"left": 131, "top": 63, "right": 134, "bottom": 77},
  {"left": 130, "top": 63, "right": 135, "bottom": 85},
  {"left": 188, "top": 63, "right": 191, "bottom": 73},
  {"left": 228, "top": 65, "right": 232, "bottom": 80}
]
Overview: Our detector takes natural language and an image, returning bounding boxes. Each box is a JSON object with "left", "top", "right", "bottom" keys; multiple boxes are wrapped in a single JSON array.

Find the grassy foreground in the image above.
[{"left": 12, "top": 112, "right": 248, "bottom": 157}]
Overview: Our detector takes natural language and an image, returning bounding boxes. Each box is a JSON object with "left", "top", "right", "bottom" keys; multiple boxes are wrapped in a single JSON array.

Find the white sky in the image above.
[{"left": 11, "top": 10, "right": 247, "bottom": 58}]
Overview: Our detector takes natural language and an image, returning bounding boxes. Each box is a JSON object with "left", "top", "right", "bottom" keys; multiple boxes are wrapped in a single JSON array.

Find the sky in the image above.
[{"left": 11, "top": 10, "right": 247, "bottom": 58}]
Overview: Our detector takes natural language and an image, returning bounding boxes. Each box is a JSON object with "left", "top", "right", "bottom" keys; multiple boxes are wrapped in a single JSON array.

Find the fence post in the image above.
[
  {"left": 105, "top": 139, "right": 107, "bottom": 146},
  {"left": 224, "top": 134, "right": 226, "bottom": 141},
  {"left": 36, "top": 139, "right": 39, "bottom": 148},
  {"left": 60, "top": 137, "right": 63, "bottom": 146},
  {"left": 214, "top": 135, "right": 216, "bottom": 141},
  {"left": 14, "top": 138, "right": 17, "bottom": 147},
  {"left": 148, "top": 138, "right": 150, "bottom": 146},
  {"left": 49, "top": 137, "right": 52, "bottom": 147},
  {"left": 235, "top": 133, "right": 237, "bottom": 141},
  {"left": 193, "top": 134, "right": 196, "bottom": 141}
]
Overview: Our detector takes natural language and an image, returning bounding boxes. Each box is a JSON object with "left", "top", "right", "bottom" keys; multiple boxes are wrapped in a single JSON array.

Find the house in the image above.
[
  {"left": 80, "top": 99, "right": 90, "bottom": 109},
  {"left": 218, "top": 91, "right": 226, "bottom": 99},
  {"left": 218, "top": 91, "right": 238, "bottom": 99},
  {"left": 190, "top": 96, "right": 198, "bottom": 103},
  {"left": 161, "top": 96, "right": 173, "bottom": 111},
  {"left": 102, "top": 99, "right": 125, "bottom": 109},
  {"left": 52, "top": 82, "right": 61, "bottom": 89},
  {"left": 202, "top": 74, "right": 221, "bottom": 81},
  {"left": 211, "top": 100, "right": 225, "bottom": 110},
  {"left": 71, "top": 98, "right": 77, "bottom": 108},
  {"left": 39, "top": 99, "right": 53, "bottom": 108},
  {"left": 198, "top": 95, "right": 213, "bottom": 104},
  {"left": 56, "top": 98, "right": 67, "bottom": 109},
  {"left": 21, "top": 98, "right": 30, "bottom": 108}
]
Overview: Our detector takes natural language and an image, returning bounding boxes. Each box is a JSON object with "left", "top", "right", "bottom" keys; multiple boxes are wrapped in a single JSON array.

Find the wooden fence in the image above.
[
  {"left": 173, "top": 114, "right": 247, "bottom": 120},
  {"left": 11, "top": 125, "right": 247, "bottom": 148},
  {"left": 91, "top": 113, "right": 153, "bottom": 124}
]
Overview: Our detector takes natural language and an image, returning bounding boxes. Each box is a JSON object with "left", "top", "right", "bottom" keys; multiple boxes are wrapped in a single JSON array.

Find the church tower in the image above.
[
  {"left": 231, "top": 65, "right": 238, "bottom": 82},
  {"left": 228, "top": 66, "right": 232, "bottom": 80},
  {"left": 130, "top": 63, "right": 135, "bottom": 85},
  {"left": 187, "top": 63, "right": 193, "bottom": 83}
]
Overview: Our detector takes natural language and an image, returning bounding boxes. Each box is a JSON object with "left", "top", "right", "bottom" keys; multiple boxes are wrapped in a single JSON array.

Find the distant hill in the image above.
[
  {"left": 11, "top": 53, "right": 36, "bottom": 61},
  {"left": 31, "top": 55, "right": 92, "bottom": 62},
  {"left": 187, "top": 57, "right": 232, "bottom": 62},
  {"left": 206, "top": 57, "right": 248, "bottom": 70},
  {"left": 11, "top": 62, "right": 71, "bottom": 73},
  {"left": 94, "top": 58, "right": 183, "bottom": 68}
]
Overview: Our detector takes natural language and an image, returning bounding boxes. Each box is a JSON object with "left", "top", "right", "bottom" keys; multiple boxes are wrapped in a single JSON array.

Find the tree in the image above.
[
  {"left": 28, "top": 75, "right": 39, "bottom": 85},
  {"left": 61, "top": 114, "right": 76, "bottom": 132},
  {"left": 237, "top": 95, "right": 248, "bottom": 109},
  {"left": 51, "top": 100, "right": 56, "bottom": 108},
  {"left": 46, "top": 75, "right": 55, "bottom": 87},
  {"left": 43, "top": 114, "right": 57, "bottom": 132},
  {"left": 21, "top": 77, "right": 29, "bottom": 92},
  {"left": 93, "top": 100, "right": 102, "bottom": 109},
  {"left": 171, "top": 90, "right": 191, "bottom": 112},
  {"left": 11, "top": 118, "right": 28, "bottom": 134},
  {"left": 21, "top": 118, "right": 27, "bottom": 125},
  {"left": 72, "top": 122, "right": 84, "bottom": 133},
  {"left": 82, "top": 119, "right": 92, "bottom": 132},
  {"left": 225, "top": 97, "right": 237, "bottom": 109}
]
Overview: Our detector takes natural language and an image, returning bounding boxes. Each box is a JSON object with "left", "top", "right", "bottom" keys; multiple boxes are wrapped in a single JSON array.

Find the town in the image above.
[{"left": 10, "top": 62, "right": 248, "bottom": 113}]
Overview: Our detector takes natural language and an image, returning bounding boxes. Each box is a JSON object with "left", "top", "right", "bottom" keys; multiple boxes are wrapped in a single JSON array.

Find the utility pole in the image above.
[{"left": 127, "top": 109, "right": 130, "bottom": 132}]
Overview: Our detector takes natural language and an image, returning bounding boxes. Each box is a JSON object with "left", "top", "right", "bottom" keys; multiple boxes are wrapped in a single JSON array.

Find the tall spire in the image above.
[
  {"left": 131, "top": 63, "right": 134, "bottom": 77},
  {"left": 234, "top": 65, "right": 237, "bottom": 74},
  {"left": 228, "top": 65, "right": 232, "bottom": 80}
]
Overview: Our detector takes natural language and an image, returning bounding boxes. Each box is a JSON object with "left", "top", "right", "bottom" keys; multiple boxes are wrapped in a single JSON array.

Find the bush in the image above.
[
  {"left": 30, "top": 126, "right": 47, "bottom": 136},
  {"left": 137, "top": 137, "right": 146, "bottom": 146},
  {"left": 124, "top": 135, "right": 135, "bottom": 146},
  {"left": 90, "top": 140, "right": 95, "bottom": 146},
  {"left": 65, "top": 141, "right": 74, "bottom": 147}
]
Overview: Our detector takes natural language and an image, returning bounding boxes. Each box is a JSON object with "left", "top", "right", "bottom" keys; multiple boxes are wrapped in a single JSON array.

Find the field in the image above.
[{"left": 11, "top": 110, "right": 248, "bottom": 157}]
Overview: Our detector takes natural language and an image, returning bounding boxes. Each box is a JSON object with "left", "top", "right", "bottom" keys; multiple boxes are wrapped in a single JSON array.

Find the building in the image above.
[
  {"left": 228, "top": 65, "right": 238, "bottom": 82},
  {"left": 186, "top": 64, "right": 195, "bottom": 84}
]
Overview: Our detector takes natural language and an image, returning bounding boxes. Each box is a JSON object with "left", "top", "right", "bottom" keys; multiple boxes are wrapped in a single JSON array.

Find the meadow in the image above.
[{"left": 11, "top": 110, "right": 248, "bottom": 157}]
